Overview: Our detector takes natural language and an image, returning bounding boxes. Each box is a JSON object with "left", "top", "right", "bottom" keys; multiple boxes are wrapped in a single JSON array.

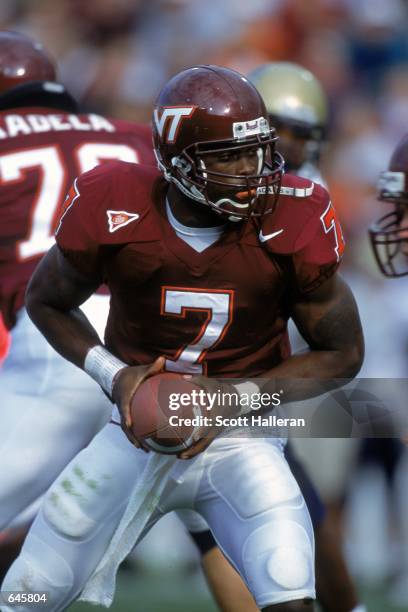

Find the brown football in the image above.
[{"left": 130, "top": 372, "right": 205, "bottom": 454}]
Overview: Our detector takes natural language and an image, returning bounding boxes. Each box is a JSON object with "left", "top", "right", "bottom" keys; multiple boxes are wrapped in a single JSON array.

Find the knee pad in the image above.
[
  {"left": 42, "top": 469, "right": 100, "bottom": 539},
  {"left": 208, "top": 444, "right": 301, "bottom": 519},
  {"left": 2, "top": 534, "right": 73, "bottom": 610},
  {"left": 242, "top": 519, "right": 314, "bottom": 605}
]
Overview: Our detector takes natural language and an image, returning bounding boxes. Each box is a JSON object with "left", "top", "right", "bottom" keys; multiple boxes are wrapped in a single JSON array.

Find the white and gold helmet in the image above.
[{"left": 248, "top": 62, "right": 328, "bottom": 173}]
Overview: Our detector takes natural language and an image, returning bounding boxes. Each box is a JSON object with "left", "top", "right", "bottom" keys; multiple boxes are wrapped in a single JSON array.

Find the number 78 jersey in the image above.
[
  {"left": 0, "top": 107, "right": 155, "bottom": 329},
  {"left": 56, "top": 162, "right": 345, "bottom": 378}
]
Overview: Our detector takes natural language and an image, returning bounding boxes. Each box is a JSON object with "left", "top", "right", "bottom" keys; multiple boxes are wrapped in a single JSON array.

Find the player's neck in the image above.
[{"left": 167, "top": 185, "right": 226, "bottom": 229}]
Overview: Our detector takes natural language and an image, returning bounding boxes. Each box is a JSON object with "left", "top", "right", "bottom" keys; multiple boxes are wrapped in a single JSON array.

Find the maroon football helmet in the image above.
[
  {"left": 369, "top": 134, "right": 408, "bottom": 277},
  {"left": 0, "top": 30, "right": 56, "bottom": 95},
  {"left": 152, "top": 65, "right": 284, "bottom": 220}
]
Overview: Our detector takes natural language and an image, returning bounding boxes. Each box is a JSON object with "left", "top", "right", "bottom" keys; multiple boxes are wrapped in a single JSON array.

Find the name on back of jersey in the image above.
[{"left": 0, "top": 113, "right": 116, "bottom": 139}]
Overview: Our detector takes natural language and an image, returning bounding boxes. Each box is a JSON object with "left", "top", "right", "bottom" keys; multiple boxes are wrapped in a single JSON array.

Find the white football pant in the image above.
[
  {"left": 2, "top": 424, "right": 315, "bottom": 610},
  {"left": 0, "top": 300, "right": 112, "bottom": 530}
]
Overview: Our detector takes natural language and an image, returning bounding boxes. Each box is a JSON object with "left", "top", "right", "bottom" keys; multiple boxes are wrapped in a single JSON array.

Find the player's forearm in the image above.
[
  {"left": 261, "top": 347, "right": 362, "bottom": 404},
  {"left": 267, "top": 275, "right": 365, "bottom": 403},
  {"left": 269, "top": 345, "right": 362, "bottom": 379}
]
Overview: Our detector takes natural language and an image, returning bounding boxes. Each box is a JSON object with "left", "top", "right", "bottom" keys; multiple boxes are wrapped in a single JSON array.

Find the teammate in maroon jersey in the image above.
[
  {"left": 0, "top": 30, "right": 155, "bottom": 545},
  {"left": 0, "top": 31, "right": 154, "bottom": 332},
  {"left": 4, "top": 65, "right": 363, "bottom": 611}
]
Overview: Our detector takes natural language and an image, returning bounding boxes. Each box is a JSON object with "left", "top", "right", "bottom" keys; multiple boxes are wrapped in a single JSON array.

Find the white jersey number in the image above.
[
  {"left": 161, "top": 287, "right": 234, "bottom": 374},
  {"left": 0, "top": 142, "right": 139, "bottom": 261}
]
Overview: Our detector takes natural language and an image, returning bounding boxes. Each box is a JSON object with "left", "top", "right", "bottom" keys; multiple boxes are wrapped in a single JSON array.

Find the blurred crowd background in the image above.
[
  {"left": 1, "top": 0, "right": 408, "bottom": 610},
  {"left": 1, "top": 0, "right": 407, "bottom": 264}
]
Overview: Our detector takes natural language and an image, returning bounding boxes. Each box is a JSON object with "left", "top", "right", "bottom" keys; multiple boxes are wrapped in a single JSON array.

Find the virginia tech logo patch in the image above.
[
  {"left": 153, "top": 106, "right": 196, "bottom": 143},
  {"left": 106, "top": 210, "right": 140, "bottom": 233}
]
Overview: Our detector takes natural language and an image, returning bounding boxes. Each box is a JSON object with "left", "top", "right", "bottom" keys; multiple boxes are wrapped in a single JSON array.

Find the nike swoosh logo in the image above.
[{"left": 259, "top": 229, "right": 284, "bottom": 242}]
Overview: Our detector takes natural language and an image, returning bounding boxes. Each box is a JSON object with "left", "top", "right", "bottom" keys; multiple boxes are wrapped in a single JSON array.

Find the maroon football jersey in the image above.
[
  {"left": 56, "top": 162, "right": 345, "bottom": 378},
  {"left": 0, "top": 107, "right": 155, "bottom": 329}
]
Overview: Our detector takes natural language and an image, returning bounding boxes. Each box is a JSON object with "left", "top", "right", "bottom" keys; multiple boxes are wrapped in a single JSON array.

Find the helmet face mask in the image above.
[
  {"left": 153, "top": 66, "right": 284, "bottom": 221},
  {"left": 369, "top": 127, "right": 408, "bottom": 278},
  {"left": 167, "top": 133, "right": 283, "bottom": 219},
  {"left": 369, "top": 168, "right": 408, "bottom": 277}
]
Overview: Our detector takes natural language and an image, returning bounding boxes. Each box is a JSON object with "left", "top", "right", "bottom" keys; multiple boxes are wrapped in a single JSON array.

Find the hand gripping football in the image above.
[{"left": 130, "top": 372, "right": 205, "bottom": 454}]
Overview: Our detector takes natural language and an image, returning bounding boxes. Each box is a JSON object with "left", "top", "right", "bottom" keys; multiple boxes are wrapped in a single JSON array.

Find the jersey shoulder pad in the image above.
[
  {"left": 278, "top": 172, "right": 316, "bottom": 199},
  {"left": 257, "top": 173, "right": 344, "bottom": 292},
  {"left": 259, "top": 173, "right": 331, "bottom": 255},
  {"left": 56, "top": 161, "right": 162, "bottom": 250},
  {"left": 91, "top": 161, "right": 161, "bottom": 241}
]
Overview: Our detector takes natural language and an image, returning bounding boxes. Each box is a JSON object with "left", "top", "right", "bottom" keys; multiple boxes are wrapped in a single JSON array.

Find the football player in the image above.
[
  {"left": 368, "top": 134, "right": 408, "bottom": 605},
  {"left": 3, "top": 65, "right": 364, "bottom": 611},
  {"left": 369, "top": 133, "right": 408, "bottom": 277},
  {"left": 248, "top": 62, "right": 328, "bottom": 186},
  {"left": 0, "top": 34, "right": 341, "bottom": 607},
  {"left": 0, "top": 30, "right": 155, "bottom": 538}
]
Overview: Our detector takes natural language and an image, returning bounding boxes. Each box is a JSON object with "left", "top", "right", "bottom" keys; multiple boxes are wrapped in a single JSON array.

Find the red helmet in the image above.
[
  {"left": 369, "top": 134, "right": 408, "bottom": 277},
  {"left": 0, "top": 31, "right": 56, "bottom": 95},
  {"left": 152, "top": 65, "right": 283, "bottom": 220}
]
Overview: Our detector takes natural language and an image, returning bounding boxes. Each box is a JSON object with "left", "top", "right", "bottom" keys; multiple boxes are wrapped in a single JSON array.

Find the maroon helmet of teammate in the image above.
[
  {"left": 0, "top": 31, "right": 77, "bottom": 112},
  {"left": 0, "top": 30, "right": 56, "bottom": 93},
  {"left": 369, "top": 134, "right": 408, "bottom": 277},
  {"left": 152, "top": 65, "right": 284, "bottom": 220}
]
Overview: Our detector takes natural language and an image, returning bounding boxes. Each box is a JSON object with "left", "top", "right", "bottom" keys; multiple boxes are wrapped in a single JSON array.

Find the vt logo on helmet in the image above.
[
  {"left": 153, "top": 106, "right": 197, "bottom": 144},
  {"left": 152, "top": 65, "right": 284, "bottom": 221}
]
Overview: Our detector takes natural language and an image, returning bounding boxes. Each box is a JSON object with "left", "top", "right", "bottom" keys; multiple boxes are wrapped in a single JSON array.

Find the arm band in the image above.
[
  {"left": 233, "top": 381, "right": 261, "bottom": 415},
  {"left": 84, "top": 345, "right": 127, "bottom": 398}
]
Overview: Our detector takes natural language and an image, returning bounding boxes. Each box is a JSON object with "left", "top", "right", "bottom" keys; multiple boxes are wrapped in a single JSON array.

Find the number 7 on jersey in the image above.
[{"left": 161, "top": 287, "right": 234, "bottom": 374}]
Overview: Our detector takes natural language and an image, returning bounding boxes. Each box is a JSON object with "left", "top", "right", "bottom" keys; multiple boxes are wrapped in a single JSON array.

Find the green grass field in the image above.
[
  {"left": 71, "top": 567, "right": 218, "bottom": 612},
  {"left": 70, "top": 568, "right": 408, "bottom": 612}
]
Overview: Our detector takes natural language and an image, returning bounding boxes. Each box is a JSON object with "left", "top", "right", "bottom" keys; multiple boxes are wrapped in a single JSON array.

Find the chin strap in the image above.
[{"left": 161, "top": 154, "right": 257, "bottom": 222}]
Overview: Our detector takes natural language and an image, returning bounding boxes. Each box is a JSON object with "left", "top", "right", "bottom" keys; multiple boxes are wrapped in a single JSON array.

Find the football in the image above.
[{"left": 130, "top": 372, "right": 205, "bottom": 454}]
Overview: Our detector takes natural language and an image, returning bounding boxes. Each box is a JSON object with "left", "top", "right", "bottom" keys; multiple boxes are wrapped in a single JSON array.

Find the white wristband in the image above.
[
  {"left": 84, "top": 345, "right": 127, "bottom": 398},
  {"left": 233, "top": 381, "right": 260, "bottom": 416}
]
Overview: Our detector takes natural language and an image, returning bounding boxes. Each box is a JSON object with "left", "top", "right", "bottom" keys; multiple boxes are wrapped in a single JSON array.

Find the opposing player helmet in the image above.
[
  {"left": 248, "top": 62, "right": 328, "bottom": 171},
  {"left": 369, "top": 134, "right": 408, "bottom": 277},
  {"left": 0, "top": 31, "right": 56, "bottom": 94},
  {"left": 153, "top": 65, "right": 284, "bottom": 220}
]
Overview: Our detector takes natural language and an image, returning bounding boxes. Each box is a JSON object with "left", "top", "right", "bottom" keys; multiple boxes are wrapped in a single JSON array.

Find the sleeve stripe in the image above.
[{"left": 55, "top": 177, "right": 80, "bottom": 236}]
